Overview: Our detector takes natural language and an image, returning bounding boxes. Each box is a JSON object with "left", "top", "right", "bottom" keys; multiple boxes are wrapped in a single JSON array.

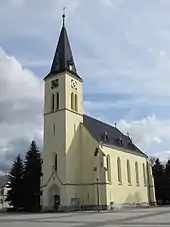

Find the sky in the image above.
[{"left": 0, "top": 0, "right": 170, "bottom": 174}]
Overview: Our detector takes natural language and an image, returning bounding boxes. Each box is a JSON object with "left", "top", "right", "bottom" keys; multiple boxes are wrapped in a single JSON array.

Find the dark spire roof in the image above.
[{"left": 45, "top": 11, "right": 82, "bottom": 80}]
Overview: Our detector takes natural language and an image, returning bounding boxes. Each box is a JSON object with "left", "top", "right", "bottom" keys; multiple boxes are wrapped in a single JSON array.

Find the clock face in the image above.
[
  {"left": 51, "top": 79, "right": 58, "bottom": 89},
  {"left": 71, "top": 79, "right": 77, "bottom": 90}
]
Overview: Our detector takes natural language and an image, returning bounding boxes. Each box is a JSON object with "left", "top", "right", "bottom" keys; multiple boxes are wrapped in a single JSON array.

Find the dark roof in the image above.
[
  {"left": 83, "top": 114, "right": 147, "bottom": 157},
  {"left": 45, "top": 15, "right": 82, "bottom": 80}
]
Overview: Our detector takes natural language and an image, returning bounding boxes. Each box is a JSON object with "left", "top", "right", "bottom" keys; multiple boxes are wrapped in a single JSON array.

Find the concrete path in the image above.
[{"left": 0, "top": 206, "right": 170, "bottom": 227}]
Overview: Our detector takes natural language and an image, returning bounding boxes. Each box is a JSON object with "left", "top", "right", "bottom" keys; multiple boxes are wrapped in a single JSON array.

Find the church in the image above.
[{"left": 41, "top": 13, "right": 156, "bottom": 211}]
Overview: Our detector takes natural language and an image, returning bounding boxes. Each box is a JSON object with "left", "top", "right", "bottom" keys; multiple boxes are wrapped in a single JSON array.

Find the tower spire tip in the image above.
[{"left": 62, "top": 7, "right": 66, "bottom": 27}]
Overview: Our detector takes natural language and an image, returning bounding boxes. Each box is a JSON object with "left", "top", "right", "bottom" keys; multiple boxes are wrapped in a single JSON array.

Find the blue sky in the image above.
[{"left": 0, "top": 0, "right": 170, "bottom": 173}]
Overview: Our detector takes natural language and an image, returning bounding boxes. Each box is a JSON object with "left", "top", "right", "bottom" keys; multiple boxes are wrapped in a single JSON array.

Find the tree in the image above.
[
  {"left": 5, "top": 155, "right": 24, "bottom": 210},
  {"left": 152, "top": 158, "right": 165, "bottom": 204},
  {"left": 149, "top": 156, "right": 157, "bottom": 167},
  {"left": 23, "top": 140, "right": 42, "bottom": 211},
  {"left": 164, "top": 160, "right": 170, "bottom": 201}
]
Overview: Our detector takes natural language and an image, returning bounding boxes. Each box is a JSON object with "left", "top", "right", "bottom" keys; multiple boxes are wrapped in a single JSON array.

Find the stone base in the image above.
[
  {"left": 42, "top": 202, "right": 156, "bottom": 213},
  {"left": 149, "top": 202, "right": 157, "bottom": 207},
  {"left": 41, "top": 205, "right": 108, "bottom": 212}
]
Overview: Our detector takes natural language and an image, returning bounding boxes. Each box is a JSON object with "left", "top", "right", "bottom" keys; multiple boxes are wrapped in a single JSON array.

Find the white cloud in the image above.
[
  {"left": 117, "top": 115, "right": 170, "bottom": 145},
  {"left": 153, "top": 150, "right": 170, "bottom": 163},
  {"left": 84, "top": 98, "right": 152, "bottom": 112},
  {"left": 0, "top": 47, "right": 43, "bottom": 173},
  {"left": 100, "top": 0, "right": 124, "bottom": 9},
  {"left": 1, "top": 0, "right": 170, "bottom": 168},
  {"left": 1, "top": 0, "right": 170, "bottom": 99},
  {"left": 0, "top": 47, "right": 43, "bottom": 101},
  {"left": 10, "top": 0, "right": 24, "bottom": 7},
  {"left": 117, "top": 115, "right": 170, "bottom": 161}
]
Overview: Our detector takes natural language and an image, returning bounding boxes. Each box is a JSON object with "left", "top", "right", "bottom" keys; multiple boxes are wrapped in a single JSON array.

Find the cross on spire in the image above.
[{"left": 62, "top": 7, "right": 66, "bottom": 27}]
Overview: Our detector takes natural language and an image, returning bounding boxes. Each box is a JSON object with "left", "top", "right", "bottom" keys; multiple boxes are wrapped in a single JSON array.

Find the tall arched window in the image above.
[
  {"left": 127, "top": 159, "right": 131, "bottom": 184},
  {"left": 143, "top": 163, "right": 146, "bottom": 186},
  {"left": 107, "top": 155, "right": 111, "bottom": 182},
  {"left": 135, "top": 162, "right": 139, "bottom": 185},
  {"left": 117, "top": 157, "right": 122, "bottom": 184},
  {"left": 71, "top": 92, "right": 74, "bottom": 110},
  {"left": 56, "top": 92, "right": 59, "bottom": 110},
  {"left": 54, "top": 154, "right": 57, "bottom": 172},
  {"left": 53, "top": 124, "right": 55, "bottom": 135},
  {"left": 52, "top": 94, "right": 55, "bottom": 111},
  {"left": 75, "top": 94, "right": 78, "bottom": 112}
]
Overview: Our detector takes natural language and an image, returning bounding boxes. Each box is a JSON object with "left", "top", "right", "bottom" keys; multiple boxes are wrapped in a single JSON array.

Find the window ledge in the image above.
[
  {"left": 128, "top": 183, "right": 132, "bottom": 186},
  {"left": 136, "top": 184, "right": 140, "bottom": 187},
  {"left": 118, "top": 182, "right": 122, "bottom": 185}
]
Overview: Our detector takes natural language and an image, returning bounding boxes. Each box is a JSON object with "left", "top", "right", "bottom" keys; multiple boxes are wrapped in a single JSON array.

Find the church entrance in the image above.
[
  {"left": 49, "top": 184, "right": 60, "bottom": 211},
  {"left": 54, "top": 194, "right": 60, "bottom": 211}
]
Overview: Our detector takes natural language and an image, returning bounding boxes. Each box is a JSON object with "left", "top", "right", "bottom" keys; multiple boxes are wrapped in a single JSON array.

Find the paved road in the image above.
[{"left": 0, "top": 206, "right": 170, "bottom": 226}]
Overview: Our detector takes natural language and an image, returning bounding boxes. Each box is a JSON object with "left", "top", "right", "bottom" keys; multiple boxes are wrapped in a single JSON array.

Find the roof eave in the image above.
[
  {"left": 99, "top": 142, "right": 147, "bottom": 158},
  {"left": 43, "top": 70, "right": 83, "bottom": 82}
]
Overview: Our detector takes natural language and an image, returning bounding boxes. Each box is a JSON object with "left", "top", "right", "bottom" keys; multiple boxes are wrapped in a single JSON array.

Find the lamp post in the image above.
[
  {"left": 96, "top": 177, "right": 100, "bottom": 212},
  {"left": 94, "top": 146, "right": 102, "bottom": 213}
]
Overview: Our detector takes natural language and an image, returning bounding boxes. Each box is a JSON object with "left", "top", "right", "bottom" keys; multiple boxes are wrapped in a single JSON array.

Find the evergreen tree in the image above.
[
  {"left": 152, "top": 158, "right": 165, "bottom": 204},
  {"left": 5, "top": 155, "right": 24, "bottom": 210},
  {"left": 164, "top": 160, "right": 170, "bottom": 201},
  {"left": 149, "top": 156, "right": 157, "bottom": 167},
  {"left": 23, "top": 140, "right": 42, "bottom": 211}
]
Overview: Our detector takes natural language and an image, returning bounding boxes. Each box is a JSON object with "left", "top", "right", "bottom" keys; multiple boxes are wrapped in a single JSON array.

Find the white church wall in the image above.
[
  {"left": 101, "top": 145, "right": 154, "bottom": 207},
  {"left": 42, "top": 73, "right": 67, "bottom": 210},
  {"left": 64, "top": 73, "right": 83, "bottom": 207},
  {"left": 81, "top": 126, "right": 99, "bottom": 207}
]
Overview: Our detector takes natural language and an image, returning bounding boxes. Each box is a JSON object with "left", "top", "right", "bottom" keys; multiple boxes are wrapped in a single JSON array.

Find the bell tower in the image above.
[{"left": 42, "top": 12, "right": 83, "bottom": 211}]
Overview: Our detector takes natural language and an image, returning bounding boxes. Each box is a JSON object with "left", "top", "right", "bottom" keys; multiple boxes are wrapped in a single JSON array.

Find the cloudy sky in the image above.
[{"left": 0, "top": 0, "right": 170, "bottom": 174}]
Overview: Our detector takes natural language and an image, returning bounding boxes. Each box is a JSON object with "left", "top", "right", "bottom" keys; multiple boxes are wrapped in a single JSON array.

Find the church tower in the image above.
[{"left": 42, "top": 12, "right": 83, "bottom": 211}]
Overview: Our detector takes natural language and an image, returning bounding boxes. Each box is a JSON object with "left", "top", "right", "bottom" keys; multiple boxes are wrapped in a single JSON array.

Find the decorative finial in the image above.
[
  {"left": 114, "top": 123, "right": 117, "bottom": 128},
  {"left": 62, "top": 7, "right": 66, "bottom": 27},
  {"left": 127, "top": 132, "right": 129, "bottom": 137}
]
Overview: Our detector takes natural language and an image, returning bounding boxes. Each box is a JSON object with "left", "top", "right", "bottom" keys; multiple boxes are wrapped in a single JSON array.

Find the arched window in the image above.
[
  {"left": 56, "top": 92, "right": 59, "bottom": 110},
  {"left": 54, "top": 154, "right": 57, "bottom": 172},
  {"left": 53, "top": 124, "right": 55, "bottom": 135},
  {"left": 127, "top": 159, "right": 131, "bottom": 184},
  {"left": 52, "top": 94, "right": 55, "bottom": 111},
  {"left": 135, "top": 162, "right": 139, "bottom": 185},
  {"left": 117, "top": 157, "right": 122, "bottom": 184},
  {"left": 75, "top": 94, "right": 78, "bottom": 112},
  {"left": 106, "top": 155, "right": 111, "bottom": 182},
  {"left": 71, "top": 92, "right": 74, "bottom": 110},
  {"left": 143, "top": 163, "right": 146, "bottom": 186}
]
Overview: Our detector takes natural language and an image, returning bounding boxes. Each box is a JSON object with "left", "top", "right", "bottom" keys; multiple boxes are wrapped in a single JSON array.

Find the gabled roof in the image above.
[
  {"left": 44, "top": 13, "right": 82, "bottom": 80},
  {"left": 83, "top": 114, "right": 147, "bottom": 157}
]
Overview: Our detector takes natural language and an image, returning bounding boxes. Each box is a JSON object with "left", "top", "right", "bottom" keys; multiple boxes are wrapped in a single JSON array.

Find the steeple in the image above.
[{"left": 45, "top": 10, "right": 81, "bottom": 80}]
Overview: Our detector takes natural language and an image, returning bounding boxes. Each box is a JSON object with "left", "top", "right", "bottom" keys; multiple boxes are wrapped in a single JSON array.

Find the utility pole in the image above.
[{"left": 96, "top": 177, "right": 100, "bottom": 212}]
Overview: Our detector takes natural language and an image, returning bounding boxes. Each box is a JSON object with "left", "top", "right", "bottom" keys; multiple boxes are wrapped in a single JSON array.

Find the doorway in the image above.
[
  {"left": 54, "top": 194, "right": 60, "bottom": 211},
  {"left": 49, "top": 184, "right": 60, "bottom": 211}
]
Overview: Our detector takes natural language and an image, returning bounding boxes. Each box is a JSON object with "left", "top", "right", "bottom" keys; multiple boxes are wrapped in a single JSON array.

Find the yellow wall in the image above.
[
  {"left": 101, "top": 145, "right": 150, "bottom": 206},
  {"left": 79, "top": 129, "right": 155, "bottom": 208},
  {"left": 81, "top": 126, "right": 100, "bottom": 206},
  {"left": 42, "top": 72, "right": 84, "bottom": 209},
  {"left": 64, "top": 72, "right": 83, "bottom": 204},
  {"left": 42, "top": 73, "right": 67, "bottom": 209}
]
